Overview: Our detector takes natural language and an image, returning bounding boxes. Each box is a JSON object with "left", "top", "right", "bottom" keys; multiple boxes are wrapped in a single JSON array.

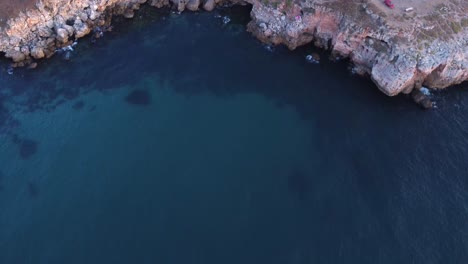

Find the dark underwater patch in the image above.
[
  {"left": 0, "top": 170, "right": 4, "bottom": 191},
  {"left": 125, "top": 90, "right": 151, "bottom": 106},
  {"left": 20, "top": 139, "right": 38, "bottom": 159},
  {"left": 287, "top": 170, "right": 311, "bottom": 201},
  {"left": 72, "top": 100, "right": 85, "bottom": 110},
  {"left": 27, "top": 181, "right": 39, "bottom": 197},
  {"left": 11, "top": 135, "right": 38, "bottom": 159}
]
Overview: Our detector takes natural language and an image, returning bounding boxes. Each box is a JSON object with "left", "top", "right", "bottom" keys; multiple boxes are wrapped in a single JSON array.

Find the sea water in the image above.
[{"left": 0, "top": 6, "right": 467, "bottom": 264}]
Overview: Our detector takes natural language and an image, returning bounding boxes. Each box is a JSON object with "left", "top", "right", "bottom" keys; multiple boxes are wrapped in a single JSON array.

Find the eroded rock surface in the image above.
[
  {"left": 0, "top": 0, "right": 466, "bottom": 96},
  {"left": 247, "top": 0, "right": 467, "bottom": 95}
]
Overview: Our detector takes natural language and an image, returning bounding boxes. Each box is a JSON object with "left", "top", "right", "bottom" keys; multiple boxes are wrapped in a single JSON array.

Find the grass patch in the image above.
[
  {"left": 461, "top": 18, "right": 468, "bottom": 28},
  {"left": 450, "top": 22, "right": 462, "bottom": 33}
]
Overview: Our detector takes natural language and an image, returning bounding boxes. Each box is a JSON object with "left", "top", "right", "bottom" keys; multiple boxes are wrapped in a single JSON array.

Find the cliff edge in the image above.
[{"left": 0, "top": 0, "right": 466, "bottom": 96}]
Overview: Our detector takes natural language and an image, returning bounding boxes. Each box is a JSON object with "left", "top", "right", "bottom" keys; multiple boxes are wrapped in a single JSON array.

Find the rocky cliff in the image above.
[{"left": 0, "top": 0, "right": 466, "bottom": 96}]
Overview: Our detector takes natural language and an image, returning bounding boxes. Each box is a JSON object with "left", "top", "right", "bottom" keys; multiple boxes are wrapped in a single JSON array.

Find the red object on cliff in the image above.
[{"left": 384, "top": 0, "right": 394, "bottom": 9}]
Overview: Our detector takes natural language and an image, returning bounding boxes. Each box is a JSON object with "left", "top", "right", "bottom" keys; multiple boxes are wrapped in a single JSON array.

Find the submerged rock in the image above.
[
  {"left": 411, "top": 89, "right": 433, "bottom": 109},
  {"left": 305, "top": 53, "right": 320, "bottom": 64},
  {"left": 420, "top": 87, "right": 431, "bottom": 96},
  {"left": 27, "top": 62, "right": 38, "bottom": 69},
  {"left": 264, "top": 45, "right": 275, "bottom": 52},
  {"left": 222, "top": 16, "right": 231, "bottom": 24},
  {"left": 63, "top": 51, "right": 72, "bottom": 61}
]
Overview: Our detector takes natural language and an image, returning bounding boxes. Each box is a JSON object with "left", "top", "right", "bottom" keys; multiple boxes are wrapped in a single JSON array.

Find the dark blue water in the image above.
[{"left": 0, "top": 6, "right": 468, "bottom": 264}]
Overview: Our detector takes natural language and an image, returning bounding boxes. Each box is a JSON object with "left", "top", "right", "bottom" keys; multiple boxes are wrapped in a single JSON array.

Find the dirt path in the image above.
[
  {"left": 370, "top": 0, "right": 467, "bottom": 21},
  {"left": 371, "top": 0, "right": 448, "bottom": 15},
  {"left": 366, "top": 0, "right": 467, "bottom": 40}
]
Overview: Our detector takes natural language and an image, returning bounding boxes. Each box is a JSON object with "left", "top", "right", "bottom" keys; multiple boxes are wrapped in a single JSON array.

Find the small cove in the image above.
[{"left": 0, "top": 6, "right": 467, "bottom": 264}]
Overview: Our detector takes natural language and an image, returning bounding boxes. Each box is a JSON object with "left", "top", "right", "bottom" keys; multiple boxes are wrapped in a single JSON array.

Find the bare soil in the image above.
[
  {"left": 317, "top": 0, "right": 466, "bottom": 42},
  {"left": 0, "top": 0, "right": 37, "bottom": 27}
]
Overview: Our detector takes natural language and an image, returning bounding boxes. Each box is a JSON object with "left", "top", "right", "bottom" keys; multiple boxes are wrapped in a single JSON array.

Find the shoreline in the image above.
[{"left": 0, "top": 0, "right": 466, "bottom": 100}]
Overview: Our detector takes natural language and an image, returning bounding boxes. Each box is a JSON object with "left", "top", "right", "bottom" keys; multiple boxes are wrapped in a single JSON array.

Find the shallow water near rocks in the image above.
[{"left": 0, "top": 6, "right": 468, "bottom": 264}]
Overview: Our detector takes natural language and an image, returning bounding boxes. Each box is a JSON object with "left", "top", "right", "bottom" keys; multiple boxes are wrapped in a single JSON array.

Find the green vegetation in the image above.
[
  {"left": 461, "top": 18, "right": 468, "bottom": 28},
  {"left": 450, "top": 22, "right": 462, "bottom": 34}
]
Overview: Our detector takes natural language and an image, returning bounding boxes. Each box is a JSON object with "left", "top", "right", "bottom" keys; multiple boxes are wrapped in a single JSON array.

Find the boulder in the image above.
[
  {"left": 74, "top": 23, "right": 91, "bottom": 38},
  {"left": 78, "top": 11, "right": 89, "bottom": 22},
  {"left": 7, "top": 50, "right": 26, "bottom": 62},
  {"left": 56, "top": 28, "right": 69, "bottom": 43},
  {"left": 63, "top": 25, "right": 75, "bottom": 36},
  {"left": 31, "top": 46, "right": 45, "bottom": 59},
  {"left": 172, "top": 0, "right": 186, "bottom": 12},
  {"left": 203, "top": 0, "right": 215, "bottom": 11},
  {"left": 20, "top": 46, "right": 30, "bottom": 56},
  {"left": 411, "top": 89, "right": 433, "bottom": 109},
  {"left": 186, "top": 0, "right": 200, "bottom": 11},
  {"left": 305, "top": 53, "right": 320, "bottom": 64},
  {"left": 89, "top": 9, "right": 99, "bottom": 20},
  {"left": 149, "top": 0, "right": 167, "bottom": 8}
]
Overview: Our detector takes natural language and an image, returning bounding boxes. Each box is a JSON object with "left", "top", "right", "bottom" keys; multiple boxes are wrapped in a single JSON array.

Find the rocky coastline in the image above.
[{"left": 0, "top": 0, "right": 466, "bottom": 98}]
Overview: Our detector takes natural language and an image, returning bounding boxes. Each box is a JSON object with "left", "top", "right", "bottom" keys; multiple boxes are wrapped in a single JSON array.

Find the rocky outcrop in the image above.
[
  {"left": 0, "top": 0, "right": 466, "bottom": 96},
  {"left": 246, "top": 0, "right": 467, "bottom": 96}
]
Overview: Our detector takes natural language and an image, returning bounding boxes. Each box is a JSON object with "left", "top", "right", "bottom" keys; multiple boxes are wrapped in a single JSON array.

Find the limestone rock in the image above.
[
  {"left": 203, "top": 0, "right": 215, "bottom": 11},
  {"left": 31, "top": 46, "right": 46, "bottom": 59},
  {"left": 172, "top": 0, "right": 186, "bottom": 12},
  {"left": 20, "top": 46, "right": 30, "bottom": 56},
  {"left": 38, "top": 27, "right": 53, "bottom": 38},
  {"left": 6, "top": 50, "right": 26, "bottom": 62},
  {"left": 56, "top": 28, "right": 69, "bottom": 43},
  {"left": 89, "top": 9, "right": 99, "bottom": 20},
  {"left": 74, "top": 22, "right": 91, "bottom": 38},
  {"left": 186, "top": 0, "right": 200, "bottom": 11},
  {"left": 63, "top": 25, "right": 75, "bottom": 36}
]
